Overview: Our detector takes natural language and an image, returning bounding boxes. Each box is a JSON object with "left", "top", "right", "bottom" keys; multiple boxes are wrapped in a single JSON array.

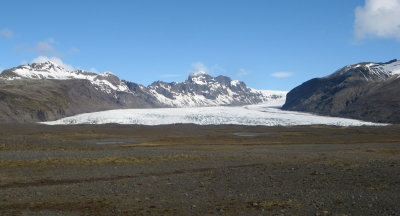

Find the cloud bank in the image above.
[
  {"left": 355, "top": 0, "right": 400, "bottom": 40},
  {"left": 271, "top": 72, "right": 293, "bottom": 78}
]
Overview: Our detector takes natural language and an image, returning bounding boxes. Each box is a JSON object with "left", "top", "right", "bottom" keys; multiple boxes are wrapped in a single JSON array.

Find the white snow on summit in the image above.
[
  {"left": 148, "top": 84, "right": 287, "bottom": 108},
  {"left": 3, "top": 61, "right": 130, "bottom": 94},
  {"left": 371, "top": 60, "right": 400, "bottom": 77},
  {"left": 189, "top": 71, "right": 208, "bottom": 85},
  {"left": 0, "top": 60, "right": 287, "bottom": 107},
  {"left": 336, "top": 59, "right": 400, "bottom": 80}
]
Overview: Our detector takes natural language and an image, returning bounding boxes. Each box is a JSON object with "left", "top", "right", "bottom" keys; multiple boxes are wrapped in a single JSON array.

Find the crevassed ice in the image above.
[{"left": 43, "top": 102, "right": 384, "bottom": 126}]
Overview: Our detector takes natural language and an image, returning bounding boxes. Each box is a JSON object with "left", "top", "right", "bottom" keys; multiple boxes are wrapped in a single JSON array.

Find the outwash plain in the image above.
[{"left": 1, "top": 124, "right": 400, "bottom": 215}]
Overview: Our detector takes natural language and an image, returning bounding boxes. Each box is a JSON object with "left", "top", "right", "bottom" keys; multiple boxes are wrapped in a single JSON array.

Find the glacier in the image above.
[{"left": 43, "top": 99, "right": 384, "bottom": 126}]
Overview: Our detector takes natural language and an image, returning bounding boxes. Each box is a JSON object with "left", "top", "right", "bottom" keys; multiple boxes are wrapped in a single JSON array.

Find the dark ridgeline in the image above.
[{"left": 282, "top": 59, "right": 400, "bottom": 123}]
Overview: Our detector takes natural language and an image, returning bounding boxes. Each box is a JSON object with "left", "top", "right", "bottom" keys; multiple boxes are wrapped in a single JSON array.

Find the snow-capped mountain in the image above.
[
  {"left": 283, "top": 59, "right": 400, "bottom": 123},
  {"left": 0, "top": 61, "right": 285, "bottom": 107},
  {"left": 330, "top": 59, "right": 400, "bottom": 81},
  {"left": 148, "top": 72, "right": 286, "bottom": 107},
  {"left": 1, "top": 61, "right": 131, "bottom": 94},
  {"left": 0, "top": 61, "right": 286, "bottom": 122}
]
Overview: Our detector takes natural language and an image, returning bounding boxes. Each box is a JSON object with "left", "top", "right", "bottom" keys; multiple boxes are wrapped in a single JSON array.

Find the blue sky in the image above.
[{"left": 1, "top": 0, "right": 400, "bottom": 90}]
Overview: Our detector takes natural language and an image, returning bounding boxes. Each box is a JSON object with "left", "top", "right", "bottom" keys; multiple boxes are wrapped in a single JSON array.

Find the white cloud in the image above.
[
  {"left": 29, "top": 57, "right": 110, "bottom": 75},
  {"left": 35, "top": 40, "right": 55, "bottom": 52},
  {"left": 237, "top": 68, "right": 249, "bottom": 77},
  {"left": 209, "top": 65, "right": 227, "bottom": 76},
  {"left": 0, "top": 29, "right": 13, "bottom": 38},
  {"left": 88, "top": 67, "right": 99, "bottom": 73},
  {"left": 355, "top": 0, "right": 400, "bottom": 40},
  {"left": 191, "top": 62, "right": 208, "bottom": 75},
  {"left": 15, "top": 38, "right": 56, "bottom": 55},
  {"left": 271, "top": 72, "right": 293, "bottom": 78},
  {"left": 189, "top": 62, "right": 230, "bottom": 76},
  {"left": 31, "top": 56, "right": 75, "bottom": 71},
  {"left": 159, "top": 63, "right": 228, "bottom": 80},
  {"left": 68, "top": 47, "right": 80, "bottom": 54},
  {"left": 15, "top": 38, "right": 79, "bottom": 57}
]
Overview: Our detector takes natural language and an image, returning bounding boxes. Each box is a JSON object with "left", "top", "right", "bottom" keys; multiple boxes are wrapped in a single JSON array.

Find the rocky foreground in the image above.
[{"left": 1, "top": 124, "right": 399, "bottom": 215}]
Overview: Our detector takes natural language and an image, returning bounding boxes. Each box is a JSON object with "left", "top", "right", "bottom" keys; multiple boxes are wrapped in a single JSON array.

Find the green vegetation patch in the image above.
[{"left": 0, "top": 154, "right": 203, "bottom": 167}]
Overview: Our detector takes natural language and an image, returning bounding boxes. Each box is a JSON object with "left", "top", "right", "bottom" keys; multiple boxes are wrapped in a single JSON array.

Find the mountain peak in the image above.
[
  {"left": 330, "top": 59, "right": 400, "bottom": 81},
  {"left": 283, "top": 58, "right": 400, "bottom": 123},
  {"left": 30, "top": 60, "right": 65, "bottom": 71},
  {"left": 103, "top": 71, "right": 115, "bottom": 76},
  {"left": 189, "top": 71, "right": 207, "bottom": 77},
  {"left": 0, "top": 61, "right": 285, "bottom": 109},
  {"left": 34, "top": 60, "right": 57, "bottom": 65},
  {"left": 0, "top": 62, "right": 131, "bottom": 93},
  {"left": 146, "top": 72, "right": 285, "bottom": 107}
]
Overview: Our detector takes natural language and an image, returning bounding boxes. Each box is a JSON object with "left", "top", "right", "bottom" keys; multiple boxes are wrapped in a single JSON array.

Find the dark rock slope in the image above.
[
  {"left": 282, "top": 59, "right": 400, "bottom": 123},
  {"left": 0, "top": 79, "right": 162, "bottom": 123}
]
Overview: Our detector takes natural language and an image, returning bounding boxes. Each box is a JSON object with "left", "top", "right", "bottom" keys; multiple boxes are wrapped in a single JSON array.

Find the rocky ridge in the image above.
[
  {"left": 0, "top": 61, "right": 285, "bottom": 122},
  {"left": 282, "top": 59, "right": 400, "bottom": 123}
]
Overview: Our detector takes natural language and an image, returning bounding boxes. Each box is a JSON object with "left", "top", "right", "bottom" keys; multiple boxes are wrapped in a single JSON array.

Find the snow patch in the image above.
[
  {"left": 230, "top": 80, "right": 240, "bottom": 86},
  {"left": 372, "top": 60, "right": 400, "bottom": 76},
  {"left": 338, "top": 60, "right": 400, "bottom": 80}
]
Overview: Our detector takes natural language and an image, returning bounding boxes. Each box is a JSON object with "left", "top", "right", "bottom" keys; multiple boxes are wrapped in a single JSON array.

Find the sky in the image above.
[{"left": 1, "top": 0, "right": 400, "bottom": 91}]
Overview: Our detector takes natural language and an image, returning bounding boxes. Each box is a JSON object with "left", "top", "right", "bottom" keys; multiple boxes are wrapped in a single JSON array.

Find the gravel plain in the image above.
[{"left": 0, "top": 124, "right": 400, "bottom": 215}]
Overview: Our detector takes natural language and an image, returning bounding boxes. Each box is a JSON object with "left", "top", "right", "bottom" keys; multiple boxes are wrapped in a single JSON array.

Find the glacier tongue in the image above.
[{"left": 43, "top": 102, "right": 383, "bottom": 126}]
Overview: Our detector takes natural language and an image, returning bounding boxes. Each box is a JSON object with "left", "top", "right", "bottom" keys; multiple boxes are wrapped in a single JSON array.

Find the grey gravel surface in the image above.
[{"left": 1, "top": 124, "right": 400, "bottom": 215}]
